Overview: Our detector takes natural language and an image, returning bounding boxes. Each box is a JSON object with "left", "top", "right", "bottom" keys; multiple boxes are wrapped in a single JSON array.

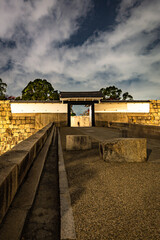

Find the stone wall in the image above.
[
  {"left": 1, "top": 100, "right": 160, "bottom": 155},
  {"left": 95, "top": 112, "right": 150, "bottom": 127},
  {"left": 95, "top": 100, "right": 160, "bottom": 127},
  {"left": 0, "top": 101, "right": 67, "bottom": 155},
  {"left": 0, "top": 101, "right": 36, "bottom": 155},
  {"left": 34, "top": 113, "right": 67, "bottom": 128},
  {"left": 128, "top": 100, "right": 160, "bottom": 126}
]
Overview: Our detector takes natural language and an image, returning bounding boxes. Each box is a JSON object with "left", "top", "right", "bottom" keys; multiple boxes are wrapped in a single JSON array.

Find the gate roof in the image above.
[{"left": 60, "top": 91, "right": 103, "bottom": 102}]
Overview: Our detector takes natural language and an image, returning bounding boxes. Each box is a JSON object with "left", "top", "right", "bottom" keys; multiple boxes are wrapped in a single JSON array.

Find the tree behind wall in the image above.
[
  {"left": 100, "top": 86, "right": 133, "bottom": 100},
  {"left": 0, "top": 78, "right": 7, "bottom": 100},
  {"left": 22, "top": 79, "right": 59, "bottom": 100}
]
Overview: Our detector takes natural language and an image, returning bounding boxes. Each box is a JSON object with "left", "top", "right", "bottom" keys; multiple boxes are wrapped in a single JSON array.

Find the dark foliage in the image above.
[
  {"left": 0, "top": 78, "right": 7, "bottom": 99},
  {"left": 100, "top": 85, "right": 133, "bottom": 100},
  {"left": 22, "top": 79, "right": 59, "bottom": 100}
]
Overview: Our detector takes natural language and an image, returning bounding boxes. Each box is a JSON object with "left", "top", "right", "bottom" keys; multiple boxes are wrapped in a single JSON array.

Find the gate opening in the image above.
[
  {"left": 60, "top": 91, "right": 103, "bottom": 127},
  {"left": 67, "top": 101, "right": 95, "bottom": 127},
  {"left": 70, "top": 105, "right": 92, "bottom": 127}
]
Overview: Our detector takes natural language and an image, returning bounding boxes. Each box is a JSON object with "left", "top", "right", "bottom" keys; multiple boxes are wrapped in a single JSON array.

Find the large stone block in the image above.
[
  {"left": 99, "top": 138, "right": 147, "bottom": 162},
  {"left": 66, "top": 135, "right": 91, "bottom": 150}
]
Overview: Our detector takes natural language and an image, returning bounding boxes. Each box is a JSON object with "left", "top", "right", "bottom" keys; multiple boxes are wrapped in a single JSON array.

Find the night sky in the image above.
[{"left": 0, "top": 0, "right": 160, "bottom": 99}]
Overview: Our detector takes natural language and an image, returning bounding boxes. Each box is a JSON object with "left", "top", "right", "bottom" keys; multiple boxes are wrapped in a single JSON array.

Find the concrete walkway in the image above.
[{"left": 60, "top": 127, "right": 160, "bottom": 240}]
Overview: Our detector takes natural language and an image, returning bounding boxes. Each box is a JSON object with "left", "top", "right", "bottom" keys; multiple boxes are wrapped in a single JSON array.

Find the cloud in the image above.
[{"left": 0, "top": 0, "right": 160, "bottom": 100}]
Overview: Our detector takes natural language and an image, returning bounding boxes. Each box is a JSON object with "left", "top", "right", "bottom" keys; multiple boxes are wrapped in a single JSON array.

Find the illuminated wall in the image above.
[
  {"left": 95, "top": 102, "right": 150, "bottom": 113},
  {"left": 11, "top": 102, "right": 67, "bottom": 113},
  {"left": 1, "top": 100, "right": 160, "bottom": 155}
]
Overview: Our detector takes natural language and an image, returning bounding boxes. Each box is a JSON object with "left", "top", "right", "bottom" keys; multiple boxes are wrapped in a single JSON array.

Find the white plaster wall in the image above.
[
  {"left": 11, "top": 103, "right": 67, "bottom": 113},
  {"left": 127, "top": 103, "right": 150, "bottom": 113},
  {"left": 95, "top": 102, "right": 150, "bottom": 113},
  {"left": 11, "top": 101, "right": 150, "bottom": 114},
  {"left": 95, "top": 102, "right": 127, "bottom": 112}
]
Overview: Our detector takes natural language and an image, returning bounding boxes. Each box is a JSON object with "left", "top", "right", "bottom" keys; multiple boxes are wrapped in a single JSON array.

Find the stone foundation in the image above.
[
  {"left": 128, "top": 100, "right": 160, "bottom": 126},
  {"left": 0, "top": 101, "right": 36, "bottom": 155}
]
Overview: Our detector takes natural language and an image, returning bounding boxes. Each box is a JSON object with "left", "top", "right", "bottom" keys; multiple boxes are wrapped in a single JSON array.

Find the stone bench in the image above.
[
  {"left": 99, "top": 138, "right": 147, "bottom": 162},
  {"left": 66, "top": 135, "right": 91, "bottom": 150}
]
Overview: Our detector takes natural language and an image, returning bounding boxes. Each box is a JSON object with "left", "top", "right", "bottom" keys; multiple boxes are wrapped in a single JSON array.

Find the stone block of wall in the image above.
[
  {"left": 99, "top": 138, "right": 147, "bottom": 162},
  {"left": 0, "top": 102, "right": 37, "bottom": 155},
  {"left": 128, "top": 101, "right": 160, "bottom": 126}
]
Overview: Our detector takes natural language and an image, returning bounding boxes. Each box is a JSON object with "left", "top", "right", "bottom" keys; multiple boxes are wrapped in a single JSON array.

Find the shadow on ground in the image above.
[
  {"left": 60, "top": 127, "right": 160, "bottom": 240},
  {"left": 64, "top": 148, "right": 99, "bottom": 206},
  {"left": 60, "top": 127, "right": 100, "bottom": 206}
]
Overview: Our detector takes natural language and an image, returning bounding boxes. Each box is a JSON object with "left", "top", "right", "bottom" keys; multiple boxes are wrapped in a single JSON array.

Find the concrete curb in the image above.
[
  {"left": 0, "top": 125, "right": 55, "bottom": 240},
  {"left": 58, "top": 129, "right": 76, "bottom": 240}
]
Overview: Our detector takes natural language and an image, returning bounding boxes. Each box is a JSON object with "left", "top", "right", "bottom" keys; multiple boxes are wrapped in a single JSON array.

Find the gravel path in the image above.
[{"left": 60, "top": 127, "right": 160, "bottom": 240}]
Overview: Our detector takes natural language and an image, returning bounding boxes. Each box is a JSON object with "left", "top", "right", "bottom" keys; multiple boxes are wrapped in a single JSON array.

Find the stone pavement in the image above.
[{"left": 60, "top": 127, "right": 160, "bottom": 240}]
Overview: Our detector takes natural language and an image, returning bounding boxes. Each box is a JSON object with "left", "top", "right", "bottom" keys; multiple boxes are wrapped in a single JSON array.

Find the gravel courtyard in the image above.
[{"left": 60, "top": 127, "right": 160, "bottom": 240}]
